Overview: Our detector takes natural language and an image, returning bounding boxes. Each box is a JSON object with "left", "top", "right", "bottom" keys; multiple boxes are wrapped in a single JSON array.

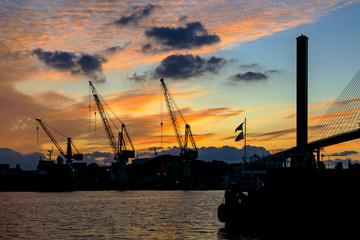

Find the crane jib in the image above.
[
  {"left": 160, "top": 78, "right": 198, "bottom": 160},
  {"left": 89, "top": 81, "right": 135, "bottom": 162},
  {"left": 35, "top": 118, "right": 83, "bottom": 164}
]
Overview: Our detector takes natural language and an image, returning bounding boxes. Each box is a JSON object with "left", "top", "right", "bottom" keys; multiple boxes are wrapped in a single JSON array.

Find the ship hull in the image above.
[{"left": 218, "top": 168, "right": 360, "bottom": 237}]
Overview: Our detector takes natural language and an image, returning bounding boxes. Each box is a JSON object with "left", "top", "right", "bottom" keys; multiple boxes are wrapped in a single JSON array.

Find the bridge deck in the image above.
[{"left": 308, "top": 128, "right": 360, "bottom": 150}]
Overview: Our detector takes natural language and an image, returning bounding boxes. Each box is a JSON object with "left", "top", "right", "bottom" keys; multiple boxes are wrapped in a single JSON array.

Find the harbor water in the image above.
[{"left": 1, "top": 190, "right": 235, "bottom": 240}]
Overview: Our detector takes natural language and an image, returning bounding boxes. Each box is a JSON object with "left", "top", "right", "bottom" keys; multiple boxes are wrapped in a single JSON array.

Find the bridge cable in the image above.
[
  {"left": 313, "top": 69, "right": 359, "bottom": 139},
  {"left": 309, "top": 68, "right": 360, "bottom": 142}
]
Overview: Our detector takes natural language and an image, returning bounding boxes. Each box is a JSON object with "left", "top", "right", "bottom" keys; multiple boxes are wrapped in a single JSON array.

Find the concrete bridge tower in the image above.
[
  {"left": 293, "top": 35, "right": 315, "bottom": 168},
  {"left": 296, "top": 35, "right": 308, "bottom": 151}
]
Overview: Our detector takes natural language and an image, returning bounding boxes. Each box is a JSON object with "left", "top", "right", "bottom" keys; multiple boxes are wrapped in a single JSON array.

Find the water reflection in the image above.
[{"left": 1, "top": 191, "right": 225, "bottom": 239}]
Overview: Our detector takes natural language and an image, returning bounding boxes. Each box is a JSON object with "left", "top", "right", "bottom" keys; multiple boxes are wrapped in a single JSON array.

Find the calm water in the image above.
[{"left": 0, "top": 191, "right": 241, "bottom": 240}]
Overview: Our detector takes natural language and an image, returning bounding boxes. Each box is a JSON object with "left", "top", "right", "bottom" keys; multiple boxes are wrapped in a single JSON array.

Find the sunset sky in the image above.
[{"left": 1, "top": 0, "right": 360, "bottom": 166}]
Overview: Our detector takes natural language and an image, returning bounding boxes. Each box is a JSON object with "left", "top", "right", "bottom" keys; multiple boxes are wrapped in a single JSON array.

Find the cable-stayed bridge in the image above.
[
  {"left": 220, "top": 36, "right": 360, "bottom": 236},
  {"left": 248, "top": 36, "right": 360, "bottom": 169},
  {"left": 308, "top": 69, "right": 360, "bottom": 150}
]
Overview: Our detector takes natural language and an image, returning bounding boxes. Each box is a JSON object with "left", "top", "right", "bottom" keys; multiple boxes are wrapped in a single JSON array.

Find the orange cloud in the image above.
[
  {"left": 1, "top": 0, "right": 353, "bottom": 81},
  {"left": 0, "top": 80, "right": 242, "bottom": 156},
  {"left": 177, "top": 107, "right": 243, "bottom": 124},
  {"left": 99, "top": 86, "right": 211, "bottom": 113}
]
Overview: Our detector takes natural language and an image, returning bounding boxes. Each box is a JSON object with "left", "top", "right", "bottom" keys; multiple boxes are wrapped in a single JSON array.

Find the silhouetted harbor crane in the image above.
[
  {"left": 89, "top": 81, "right": 134, "bottom": 184},
  {"left": 89, "top": 81, "right": 135, "bottom": 163},
  {"left": 35, "top": 118, "right": 83, "bottom": 165},
  {"left": 160, "top": 78, "right": 198, "bottom": 160}
]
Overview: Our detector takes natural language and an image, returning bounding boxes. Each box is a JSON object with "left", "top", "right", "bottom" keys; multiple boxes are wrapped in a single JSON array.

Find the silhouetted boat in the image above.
[{"left": 218, "top": 164, "right": 360, "bottom": 238}]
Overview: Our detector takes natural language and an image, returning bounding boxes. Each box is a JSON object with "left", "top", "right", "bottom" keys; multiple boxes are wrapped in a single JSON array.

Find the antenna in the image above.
[
  {"left": 47, "top": 146, "right": 53, "bottom": 161},
  {"left": 94, "top": 112, "right": 97, "bottom": 136}
]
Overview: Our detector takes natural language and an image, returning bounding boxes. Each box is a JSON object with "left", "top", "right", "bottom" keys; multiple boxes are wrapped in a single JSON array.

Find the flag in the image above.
[
  {"left": 235, "top": 131, "right": 244, "bottom": 142},
  {"left": 235, "top": 122, "right": 244, "bottom": 132}
]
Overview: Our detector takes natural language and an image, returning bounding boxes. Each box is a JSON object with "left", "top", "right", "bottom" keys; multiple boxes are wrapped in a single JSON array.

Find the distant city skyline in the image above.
[{"left": 1, "top": 0, "right": 360, "bottom": 166}]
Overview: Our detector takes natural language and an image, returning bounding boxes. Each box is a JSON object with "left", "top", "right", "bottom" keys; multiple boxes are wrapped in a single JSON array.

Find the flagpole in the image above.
[
  {"left": 244, "top": 118, "right": 246, "bottom": 163},
  {"left": 234, "top": 120, "right": 246, "bottom": 163}
]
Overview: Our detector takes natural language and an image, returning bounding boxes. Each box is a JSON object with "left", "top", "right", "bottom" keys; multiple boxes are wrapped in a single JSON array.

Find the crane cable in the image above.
[
  {"left": 36, "top": 124, "right": 39, "bottom": 144},
  {"left": 89, "top": 86, "right": 91, "bottom": 133},
  {"left": 36, "top": 119, "right": 81, "bottom": 155},
  {"left": 39, "top": 120, "right": 80, "bottom": 148},
  {"left": 94, "top": 87, "right": 123, "bottom": 131},
  {"left": 160, "top": 83, "right": 163, "bottom": 146},
  {"left": 43, "top": 121, "right": 68, "bottom": 139},
  {"left": 89, "top": 82, "right": 133, "bottom": 148},
  {"left": 165, "top": 84, "right": 188, "bottom": 125}
]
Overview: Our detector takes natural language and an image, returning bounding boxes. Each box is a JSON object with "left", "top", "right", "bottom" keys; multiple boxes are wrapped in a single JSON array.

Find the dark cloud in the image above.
[
  {"left": 105, "top": 42, "right": 131, "bottom": 55},
  {"left": 206, "top": 56, "right": 228, "bottom": 73},
  {"left": 154, "top": 54, "right": 227, "bottom": 80},
  {"left": 75, "top": 54, "right": 107, "bottom": 82},
  {"left": 226, "top": 69, "right": 281, "bottom": 85},
  {"left": 239, "top": 63, "right": 261, "bottom": 70},
  {"left": 141, "top": 43, "right": 153, "bottom": 53},
  {"left": 332, "top": 151, "right": 359, "bottom": 156},
  {"left": 0, "top": 149, "right": 123, "bottom": 169},
  {"left": 0, "top": 148, "right": 46, "bottom": 170},
  {"left": 112, "top": 4, "right": 161, "bottom": 26},
  {"left": 0, "top": 145, "right": 269, "bottom": 169},
  {"left": 83, "top": 151, "right": 114, "bottom": 165},
  {"left": 106, "top": 46, "right": 124, "bottom": 53},
  {"left": 179, "top": 15, "right": 188, "bottom": 22},
  {"left": 145, "top": 22, "right": 220, "bottom": 50},
  {"left": 32, "top": 49, "right": 76, "bottom": 70},
  {"left": 238, "top": 62, "right": 282, "bottom": 74},
  {"left": 127, "top": 54, "right": 227, "bottom": 82},
  {"left": 157, "top": 145, "right": 270, "bottom": 163},
  {"left": 127, "top": 54, "right": 228, "bottom": 82},
  {"left": 265, "top": 70, "right": 281, "bottom": 74},
  {"left": 33, "top": 48, "right": 107, "bottom": 82},
  {"left": 228, "top": 71, "right": 268, "bottom": 82},
  {"left": 127, "top": 72, "right": 148, "bottom": 82}
]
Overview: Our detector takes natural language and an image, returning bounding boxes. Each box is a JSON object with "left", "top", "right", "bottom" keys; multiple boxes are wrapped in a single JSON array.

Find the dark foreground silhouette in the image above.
[{"left": 218, "top": 168, "right": 360, "bottom": 239}]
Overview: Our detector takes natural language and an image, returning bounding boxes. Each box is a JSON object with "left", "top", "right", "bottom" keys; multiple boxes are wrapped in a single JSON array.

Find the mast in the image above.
[{"left": 244, "top": 118, "right": 247, "bottom": 163}]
